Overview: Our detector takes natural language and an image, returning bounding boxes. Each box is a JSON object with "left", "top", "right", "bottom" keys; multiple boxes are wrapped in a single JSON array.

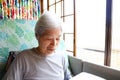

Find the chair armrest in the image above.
[{"left": 68, "top": 55, "right": 83, "bottom": 76}]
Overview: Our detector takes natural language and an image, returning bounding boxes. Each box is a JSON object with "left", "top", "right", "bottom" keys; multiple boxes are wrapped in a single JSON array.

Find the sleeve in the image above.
[
  {"left": 63, "top": 53, "right": 72, "bottom": 80},
  {"left": 2, "top": 54, "right": 25, "bottom": 80}
]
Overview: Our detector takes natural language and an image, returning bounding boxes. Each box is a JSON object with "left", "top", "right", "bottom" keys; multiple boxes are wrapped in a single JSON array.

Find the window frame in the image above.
[{"left": 40, "top": 0, "right": 113, "bottom": 67}]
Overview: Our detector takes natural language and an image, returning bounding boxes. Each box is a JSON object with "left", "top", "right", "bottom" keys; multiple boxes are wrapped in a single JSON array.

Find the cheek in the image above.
[
  {"left": 56, "top": 41, "right": 60, "bottom": 46},
  {"left": 39, "top": 41, "right": 50, "bottom": 48}
]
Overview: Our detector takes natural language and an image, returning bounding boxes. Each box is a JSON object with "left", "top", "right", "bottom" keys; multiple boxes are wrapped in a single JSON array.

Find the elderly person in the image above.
[{"left": 2, "top": 11, "right": 72, "bottom": 80}]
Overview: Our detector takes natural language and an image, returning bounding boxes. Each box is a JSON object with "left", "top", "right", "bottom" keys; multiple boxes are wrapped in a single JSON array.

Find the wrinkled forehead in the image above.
[{"left": 41, "top": 28, "right": 62, "bottom": 37}]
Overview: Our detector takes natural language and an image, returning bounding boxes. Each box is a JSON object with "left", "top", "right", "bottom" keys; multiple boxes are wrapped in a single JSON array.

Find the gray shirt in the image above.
[{"left": 2, "top": 48, "right": 71, "bottom": 80}]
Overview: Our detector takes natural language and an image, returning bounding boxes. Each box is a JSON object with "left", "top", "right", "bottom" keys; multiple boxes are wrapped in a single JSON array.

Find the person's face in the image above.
[{"left": 37, "top": 28, "right": 62, "bottom": 55}]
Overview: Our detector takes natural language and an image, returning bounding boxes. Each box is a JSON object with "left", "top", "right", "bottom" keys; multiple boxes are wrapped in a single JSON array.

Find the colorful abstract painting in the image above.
[{"left": 0, "top": 0, "right": 40, "bottom": 20}]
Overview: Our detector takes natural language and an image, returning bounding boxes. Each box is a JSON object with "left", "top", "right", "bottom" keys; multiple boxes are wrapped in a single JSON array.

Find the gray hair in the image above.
[{"left": 35, "top": 11, "right": 63, "bottom": 35}]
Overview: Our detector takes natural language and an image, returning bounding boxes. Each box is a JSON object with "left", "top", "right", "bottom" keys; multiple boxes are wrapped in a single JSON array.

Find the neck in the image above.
[{"left": 34, "top": 47, "right": 46, "bottom": 57}]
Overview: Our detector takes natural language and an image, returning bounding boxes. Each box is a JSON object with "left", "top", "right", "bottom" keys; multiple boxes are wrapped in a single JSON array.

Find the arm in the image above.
[{"left": 63, "top": 53, "right": 72, "bottom": 80}]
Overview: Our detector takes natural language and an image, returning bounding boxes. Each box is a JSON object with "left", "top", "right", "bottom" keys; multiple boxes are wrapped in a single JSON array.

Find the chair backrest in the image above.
[{"left": 5, "top": 51, "right": 19, "bottom": 72}]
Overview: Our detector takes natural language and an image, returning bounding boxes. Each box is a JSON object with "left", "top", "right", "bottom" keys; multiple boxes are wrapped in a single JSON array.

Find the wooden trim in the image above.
[
  {"left": 63, "top": 0, "right": 65, "bottom": 22},
  {"left": 61, "top": 14, "right": 74, "bottom": 18},
  {"left": 73, "top": 0, "right": 76, "bottom": 56},
  {"left": 55, "top": 0, "right": 56, "bottom": 13},
  {"left": 104, "top": 0, "right": 112, "bottom": 66},
  {"left": 49, "top": 0, "right": 61, "bottom": 7},
  {"left": 63, "top": 33, "right": 73, "bottom": 41},
  {"left": 47, "top": 0, "right": 49, "bottom": 10},
  {"left": 61, "top": 0, "right": 62, "bottom": 18},
  {"left": 40, "top": 0, "right": 44, "bottom": 13},
  {"left": 66, "top": 50, "right": 73, "bottom": 53}
]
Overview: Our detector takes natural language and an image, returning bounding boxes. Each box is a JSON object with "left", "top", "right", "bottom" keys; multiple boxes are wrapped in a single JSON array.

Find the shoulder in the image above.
[{"left": 15, "top": 48, "right": 34, "bottom": 60}]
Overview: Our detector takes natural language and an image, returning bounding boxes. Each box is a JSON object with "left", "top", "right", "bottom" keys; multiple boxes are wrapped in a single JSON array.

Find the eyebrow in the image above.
[{"left": 44, "top": 34, "right": 61, "bottom": 37}]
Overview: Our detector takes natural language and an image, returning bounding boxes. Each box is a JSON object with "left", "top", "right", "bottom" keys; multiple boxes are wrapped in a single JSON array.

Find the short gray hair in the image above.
[{"left": 35, "top": 11, "right": 63, "bottom": 35}]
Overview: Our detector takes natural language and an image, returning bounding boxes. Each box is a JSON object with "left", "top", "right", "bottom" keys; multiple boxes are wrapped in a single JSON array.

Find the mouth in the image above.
[{"left": 47, "top": 48, "right": 55, "bottom": 51}]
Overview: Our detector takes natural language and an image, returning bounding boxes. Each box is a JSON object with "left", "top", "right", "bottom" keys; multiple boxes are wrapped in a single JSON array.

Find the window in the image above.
[
  {"left": 111, "top": 0, "right": 120, "bottom": 70},
  {"left": 41, "top": 0, "right": 74, "bottom": 54},
  {"left": 43, "top": 0, "right": 47, "bottom": 12},
  {"left": 63, "top": 0, "right": 74, "bottom": 55},
  {"left": 41, "top": 0, "right": 120, "bottom": 70},
  {"left": 76, "top": 0, "right": 106, "bottom": 65}
]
